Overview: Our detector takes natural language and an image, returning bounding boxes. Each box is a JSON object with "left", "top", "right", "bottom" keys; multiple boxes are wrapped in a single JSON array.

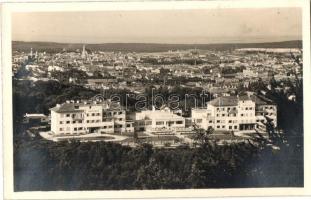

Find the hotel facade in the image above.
[
  {"left": 192, "top": 94, "right": 277, "bottom": 132},
  {"left": 50, "top": 94, "right": 277, "bottom": 136},
  {"left": 50, "top": 100, "right": 134, "bottom": 136}
]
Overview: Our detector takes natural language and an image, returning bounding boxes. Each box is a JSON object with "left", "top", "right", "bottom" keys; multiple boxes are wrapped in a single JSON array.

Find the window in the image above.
[
  {"left": 146, "top": 121, "right": 152, "bottom": 125},
  {"left": 229, "top": 120, "right": 232, "bottom": 123},
  {"left": 92, "top": 113, "right": 95, "bottom": 116},
  {"left": 119, "top": 111, "right": 123, "bottom": 114},
  {"left": 209, "top": 120, "right": 213, "bottom": 123},
  {"left": 216, "top": 114, "right": 219, "bottom": 117},
  {"left": 245, "top": 107, "right": 248, "bottom": 110},
  {"left": 74, "top": 128, "right": 77, "bottom": 131},
  {"left": 217, "top": 126, "right": 220, "bottom": 128},
  {"left": 96, "top": 120, "right": 100, "bottom": 123},
  {"left": 86, "top": 120, "right": 89, "bottom": 123},
  {"left": 59, "top": 128, "right": 63, "bottom": 131},
  {"left": 126, "top": 124, "right": 131, "bottom": 127},
  {"left": 89, "top": 106, "right": 92, "bottom": 109},
  {"left": 241, "top": 114, "right": 244, "bottom": 117},
  {"left": 59, "top": 121, "right": 63, "bottom": 124},
  {"left": 72, "top": 114, "right": 76, "bottom": 117},
  {"left": 156, "top": 121, "right": 164, "bottom": 125},
  {"left": 119, "top": 118, "right": 123, "bottom": 121},
  {"left": 78, "top": 127, "right": 83, "bottom": 130},
  {"left": 216, "top": 120, "right": 220, "bottom": 123},
  {"left": 222, "top": 125, "right": 225, "bottom": 128},
  {"left": 176, "top": 121, "right": 183, "bottom": 124},
  {"left": 66, "top": 121, "right": 70, "bottom": 124},
  {"left": 66, "top": 114, "right": 70, "bottom": 117},
  {"left": 222, "top": 114, "right": 225, "bottom": 117},
  {"left": 103, "top": 126, "right": 107, "bottom": 129},
  {"left": 196, "top": 119, "right": 202, "bottom": 123},
  {"left": 73, "top": 121, "right": 76, "bottom": 124},
  {"left": 108, "top": 125, "right": 113, "bottom": 128},
  {"left": 74, "top": 105, "right": 79, "bottom": 109},
  {"left": 234, "top": 125, "right": 237, "bottom": 129},
  {"left": 229, "top": 126, "right": 232, "bottom": 129}
]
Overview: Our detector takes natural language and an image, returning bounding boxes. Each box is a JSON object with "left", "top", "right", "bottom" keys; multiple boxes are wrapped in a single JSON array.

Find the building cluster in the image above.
[
  {"left": 13, "top": 46, "right": 302, "bottom": 97},
  {"left": 50, "top": 93, "right": 277, "bottom": 136}
]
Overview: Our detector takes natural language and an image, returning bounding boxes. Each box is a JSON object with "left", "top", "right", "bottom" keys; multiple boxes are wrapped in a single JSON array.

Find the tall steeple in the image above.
[{"left": 82, "top": 44, "right": 86, "bottom": 59}]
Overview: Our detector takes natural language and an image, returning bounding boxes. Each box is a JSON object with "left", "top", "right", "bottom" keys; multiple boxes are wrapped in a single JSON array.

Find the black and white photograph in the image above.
[{"left": 1, "top": 0, "right": 311, "bottom": 199}]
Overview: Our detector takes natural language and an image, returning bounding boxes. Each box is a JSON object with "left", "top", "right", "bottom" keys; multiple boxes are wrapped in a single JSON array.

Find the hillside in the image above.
[{"left": 12, "top": 40, "right": 302, "bottom": 53}]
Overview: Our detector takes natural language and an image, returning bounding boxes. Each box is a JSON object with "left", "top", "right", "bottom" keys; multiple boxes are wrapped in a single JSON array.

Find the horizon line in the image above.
[{"left": 12, "top": 39, "right": 302, "bottom": 46}]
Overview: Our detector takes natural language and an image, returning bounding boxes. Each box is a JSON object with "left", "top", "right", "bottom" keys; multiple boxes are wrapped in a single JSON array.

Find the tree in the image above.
[{"left": 192, "top": 125, "right": 214, "bottom": 148}]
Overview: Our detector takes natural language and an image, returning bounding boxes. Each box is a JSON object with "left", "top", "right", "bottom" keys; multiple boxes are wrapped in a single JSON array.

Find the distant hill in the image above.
[{"left": 12, "top": 40, "right": 302, "bottom": 53}]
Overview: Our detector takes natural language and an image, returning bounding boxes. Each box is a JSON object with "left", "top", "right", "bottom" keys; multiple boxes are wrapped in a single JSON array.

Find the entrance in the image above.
[{"left": 239, "top": 124, "right": 255, "bottom": 131}]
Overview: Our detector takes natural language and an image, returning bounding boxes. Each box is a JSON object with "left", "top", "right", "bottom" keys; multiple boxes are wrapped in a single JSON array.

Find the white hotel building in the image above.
[
  {"left": 50, "top": 100, "right": 134, "bottom": 136},
  {"left": 50, "top": 94, "right": 277, "bottom": 136},
  {"left": 192, "top": 94, "right": 277, "bottom": 132},
  {"left": 131, "top": 106, "right": 186, "bottom": 134}
]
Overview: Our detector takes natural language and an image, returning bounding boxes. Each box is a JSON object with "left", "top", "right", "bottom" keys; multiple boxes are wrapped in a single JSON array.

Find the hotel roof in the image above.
[
  {"left": 50, "top": 100, "right": 121, "bottom": 113},
  {"left": 208, "top": 94, "right": 275, "bottom": 107},
  {"left": 209, "top": 96, "right": 238, "bottom": 107}
]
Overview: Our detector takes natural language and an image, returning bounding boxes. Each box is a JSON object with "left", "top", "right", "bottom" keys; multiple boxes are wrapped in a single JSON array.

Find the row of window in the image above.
[
  {"left": 136, "top": 121, "right": 152, "bottom": 126},
  {"left": 216, "top": 107, "right": 237, "bottom": 112},
  {"left": 196, "top": 119, "right": 240, "bottom": 124},
  {"left": 61, "top": 111, "right": 125, "bottom": 118},
  {"left": 240, "top": 113, "right": 253, "bottom": 117},
  {"left": 60, "top": 120, "right": 83, "bottom": 124},
  {"left": 216, "top": 113, "right": 237, "bottom": 117},
  {"left": 263, "top": 106, "right": 275, "bottom": 110},
  {"left": 155, "top": 121, "right": 184, "bottom": 125},
  {"left": 216, "top": 120, "right": 238, "bottom": 123},
  {"left": 215, "top": 125, "right": 238, "bottom": 130},
  {"left": 86, "top": 113, "right": 100, "bottom": 117},
  {"left": 241, "top": 107, "right": 254, "bottom": 111},
  {"left": 103, "top": 111, "right": 124, "bottom": 116}
]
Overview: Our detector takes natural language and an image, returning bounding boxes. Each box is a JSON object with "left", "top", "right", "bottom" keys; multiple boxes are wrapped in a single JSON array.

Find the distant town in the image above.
[{"left": 13, "top": 42, "right": 302, "bottom": 148}]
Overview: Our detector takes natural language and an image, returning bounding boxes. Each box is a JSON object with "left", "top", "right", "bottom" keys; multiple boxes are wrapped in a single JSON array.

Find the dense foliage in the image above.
[{"left": 14, "top": 134, "right": 303, "bottom": 191}]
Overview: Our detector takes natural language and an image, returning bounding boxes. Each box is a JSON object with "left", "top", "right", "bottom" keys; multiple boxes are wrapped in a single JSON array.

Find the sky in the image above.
[{"left": 12, "top": 8, "right": 302, "bottom": 44}]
